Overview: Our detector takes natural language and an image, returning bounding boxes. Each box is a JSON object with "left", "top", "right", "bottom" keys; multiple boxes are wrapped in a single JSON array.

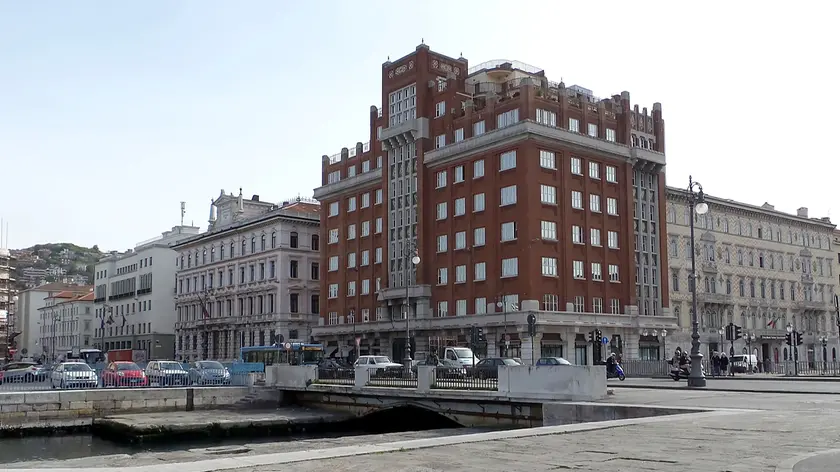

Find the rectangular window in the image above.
[
  {"left": 501, "top": 257, "right": 519, "bottom": 277},
  {"left": 347, "top": 281, "right": 356, "bottom": 296},
  {"left": 328, "top": 284, "right": 339, "bottom": 299},
  {"left": 347, "top": 224, "right": 356, "bottom": 239},
  {"left": 473, "top": 120, "right": 486, "bottom": 136},
  {"left": 571, "top": 191, "right": 583, "bottom": 209},
  {"left": 610, "top": 299, "right": 620, "bottom": 314},
  {"left": 501, "top": 222, "right": 517, "bottom": 241},
  {"left": 329, "top": 229, "right": 339, "bottom": 244},
  {"left": 500, "top": 185, "right": 517, "bottom": 206},
  {"left": 361, "top": 221, "right": 370, "bottom": 237},
  {"left": 473, "top": 193, "right": 485, "bottom": 212},
  {"left": 607, "top": 197, "right": 618, "bottom": 215},
  {"left": 608, "top": 231, "right": 619, "bottom": 249},
  {"left": 474, "top": 262, "right": 486, "bottom": 281},
  {"left": 571, "top": 157, "right": 582, "bottom": 175},
  {"left": 542, "top": 257, "right": 558, "bottom": 276},
  {"left": 587, "top": 123, "right": 598, "bottom": 137},
  {"left": 375, "top": 217, "right": 382, "bottom": 233},
  {"left": 497, "top": 109, "right": 519, "bottom": 128},
  {"left": 454, "top": 197, "right": 466, "bottom": 216},
  {"left": 455, "top": 265, "right": 466, "bottom": 283},
  {"left": 435, "top": 134, "right": 446, "bottom": 148},
  {"left": 473, "top": 159, "right": 485, "bottom": 178},
  {"left": 327, "top": 171, "right": 341, "bottom": 184},
  {"left": 540, "top": 185, "right": 556, "bottom": 204},
  {"left": 347, "top": 252, "right": 356, "bottom": 268},
  {"left": 456, "top": 299, "right": 467, "bottom": 316},
  {"left": 436, "top": 170, "right": 447, "bottom": 188},
  {"left": 375, "top": 189, "right": 383, "bottom": 204},
  {"left": 435, "top": 101, "right": 445, "bottom": 117},
  {"left": 590, "top": 194, "right": 601, "bottom": 212},
  {"left": 609, "top": 264, "right": 620, "bottom": 282},
  {"left": 606, "top": 165, "right": 617, "bottom": 183},
  {"left": 347, "top": 196, "right": 356, "bottom": 212},
  {"left": 475, "top": 298, "right": 487, "bottom": 314},
  {"left": 361, "top": 279, "right": 370, "bottom": 295},
  {"left": 437, "top": 268, "right": 448, "bottom": 285},
  {"left": 541, "top": 221, "right": 557, "bottom": 240},
  {"left": 606, "top": 128, "right": 616, "bottom": 142},
  {"left": 592, "top": 297, "right": 603, "bottom": 313},
  {"left": 455, "top": 128, "right": 464, "bottom": 142},
  {"left": 499, "top": 150, "right": 516, "bottom": 171},
  {"left": 361, "top": 160, "right": 370, "bottom": 172},
  {"left": 591, "top": 262, "right": 603, "bottom": 281},
  {"left": 361, "top": 250, "right": 369, "bottom": 266},
  {"left": 328, "top": 201, "right": 339, "bottom": 217},
  {"left": 455, "top": 231, "right": 466, "bottom": 250},
  {"left": 590, "top": 228, "right": 601, "bottom": 246},
  {"left": 361, "top": 193, "right": 370, "bottom": 208},
  {"left": 437, "top": 235, "right": 448, "bottom": 253},
  {"left": 536, "top": 108, "right": 557, "bottom": 127},
  {"left": 437, "top": 301, "right": 449, "bottom": 317},
  {"left": 568, "top": 118, "right": 579, "bottom": 133},
  {"left": 572, "top": 225, "right": 584, "bottom": 244},
  {"left": 539, "top": 150, "right": 556, "bottom": 169},
  {"left": 573, "top": 261, "right": 585, "bottom": 279},
  {"left": 474, "top": 227, "right": 486, "bottom": 246},
  {"left": 436, "top": 202, "right": 447, "bottom": 220},
  {"left": 589, "top": 161, "right": 600, "bottom": 179}
]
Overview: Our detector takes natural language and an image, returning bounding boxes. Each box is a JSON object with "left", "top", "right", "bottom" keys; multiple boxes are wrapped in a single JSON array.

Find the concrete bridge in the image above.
[{"left": 264, "top": 364, "right": 654, "bottom": 427}]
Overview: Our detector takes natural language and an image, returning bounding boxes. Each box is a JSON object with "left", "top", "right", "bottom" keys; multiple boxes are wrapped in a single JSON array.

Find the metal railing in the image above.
[
  {"left": 315, "top": 367, "right": 355, "bottom": 385},
  {"left": 367, "top": 367, "right": 417, "bottom": 388},
  {"left": 432, "top": 366, "right": 497, "bottom": 391}
]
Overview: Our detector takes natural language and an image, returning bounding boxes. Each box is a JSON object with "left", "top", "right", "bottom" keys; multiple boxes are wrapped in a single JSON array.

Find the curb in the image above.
[
  {"left": 775, "top": 448, "right": 840, "bottom": 472},
  {"left": 614, "top": 384, "right": 840, "bottom": 395},
  {"left": 635, "top": 376, "right": 840, "bottom": 383}
]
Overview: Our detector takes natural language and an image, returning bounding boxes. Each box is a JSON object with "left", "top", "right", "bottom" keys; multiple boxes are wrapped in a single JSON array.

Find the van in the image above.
[{"left": 729, "top": 354, "right": 759, "bottom": 373}]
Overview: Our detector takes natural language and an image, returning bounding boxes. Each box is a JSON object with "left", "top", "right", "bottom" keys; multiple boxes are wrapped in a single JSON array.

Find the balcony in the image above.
[
  {"left": 379, "top": 117, "right": 430, "bottom": 151},
  {"left": 699, "top": 292, "right": 730, "bottom": 305},
  {"left": 701, "top": 260, "right": 718, "bottom": 273},
  {"left": 795, "top": 300, "right": 828, "bottom": 311},
  {"left": 802, "top": 273, "right": 814, "bottom": 284}
]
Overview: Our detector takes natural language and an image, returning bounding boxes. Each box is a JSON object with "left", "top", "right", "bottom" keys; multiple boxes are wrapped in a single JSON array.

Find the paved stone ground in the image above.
[
  {"left": 7, "top": 389, "right": 840, "bottom": 471},
  {"left": 613, "top": 377, "right": 840, "bottom": 393}
]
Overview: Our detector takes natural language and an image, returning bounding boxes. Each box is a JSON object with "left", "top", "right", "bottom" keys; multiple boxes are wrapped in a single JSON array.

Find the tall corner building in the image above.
[{"left": 312, "top": 44, "right": 670, "bottom": 364}]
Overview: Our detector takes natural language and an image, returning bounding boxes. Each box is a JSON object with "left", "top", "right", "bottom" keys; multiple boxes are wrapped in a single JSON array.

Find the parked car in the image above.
[
  {"left": 471, "top": 357, "right": 522, "bottom": 379},
  {"left": 536, "top": 357, "right": 573, "bottom": 366},
  {"left": 188, "top": 361, "right": 231, "bottom": 385},
  {"left": 0, "top": 361, "right": 48, "bottom": 384},
  {"left": 415, "top": 358, "right": 468, "bottom": 379},
  {"left": 101, "top": 361, "right": 148, "bottom": 387},
  {"left": 145, "top": 360, "right": 190, "bottom": 386},
  {"left": 317, "top": 358, "right": 353, "bottom": 379},
  {"left": 354, "top": 355, "right": 405, "bottom": 378},
  {"left": 50, "top": 362, "right": 98, "bottom": 389}
]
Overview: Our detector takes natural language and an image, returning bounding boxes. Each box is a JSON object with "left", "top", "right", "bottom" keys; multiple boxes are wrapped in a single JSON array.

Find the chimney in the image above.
[
  {"left": 251, "top": 195, "right": 260, "bottom": 202},
  {"left": 797, "top": 207, "right": 809, "bottom": 218}
]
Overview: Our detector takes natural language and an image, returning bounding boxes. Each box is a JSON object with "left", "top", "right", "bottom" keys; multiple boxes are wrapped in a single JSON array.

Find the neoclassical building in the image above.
[
  {"left": 173, "top": 190, "right": 320, "bottom": 362},
  {"left": 666, "top": 187, "right": 837, "bottom": 364}
]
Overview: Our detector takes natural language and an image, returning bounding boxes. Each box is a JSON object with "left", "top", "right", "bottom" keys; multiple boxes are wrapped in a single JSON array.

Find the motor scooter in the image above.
[{"left": 606, "top": 363, "right": 626, "bottom": 381}]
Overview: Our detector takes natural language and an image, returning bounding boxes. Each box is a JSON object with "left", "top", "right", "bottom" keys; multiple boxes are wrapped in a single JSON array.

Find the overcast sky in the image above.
[{"left": 1, "top": 1, "right": 836, "bottom": 251}]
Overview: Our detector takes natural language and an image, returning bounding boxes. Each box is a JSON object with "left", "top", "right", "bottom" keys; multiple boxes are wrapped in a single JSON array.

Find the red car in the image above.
[{"left": 101, "top": 361, "right": 148, "bottom": 387}]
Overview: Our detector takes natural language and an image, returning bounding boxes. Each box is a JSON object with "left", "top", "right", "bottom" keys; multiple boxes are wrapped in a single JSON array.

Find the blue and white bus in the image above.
[{"left": 239, "top": 343, "right": 324, "bottom": 366}]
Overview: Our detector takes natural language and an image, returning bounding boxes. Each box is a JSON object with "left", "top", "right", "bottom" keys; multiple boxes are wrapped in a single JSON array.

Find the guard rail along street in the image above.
[{"left": 271, "top": 363, "right": 608, "bottom": 402}]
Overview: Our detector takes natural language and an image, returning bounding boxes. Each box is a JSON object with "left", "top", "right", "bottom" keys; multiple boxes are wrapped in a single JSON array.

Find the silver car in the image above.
[{"left": 50, "top": 362, "right": 98, "bottom": 389}]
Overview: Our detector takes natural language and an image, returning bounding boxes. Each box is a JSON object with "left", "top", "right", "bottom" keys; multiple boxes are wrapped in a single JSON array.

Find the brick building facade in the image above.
[{"left": 313, "top": 44, "right": 674, "bottom": 363}]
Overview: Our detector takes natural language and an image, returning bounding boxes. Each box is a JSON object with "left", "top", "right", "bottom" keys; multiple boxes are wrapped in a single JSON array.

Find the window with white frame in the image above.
[
  {"left": 591, "top": 262, "right": 603, "bottom": 281},
  {"left": 610, "top": 298, "right": 620, "bottom": 314},
  {"left": 329, "top": 256, "right": 339, "bottom": 271},
  {"left": 572, "top": 225, "right": 584, "bottom": 244},
  {"left": 499, "top": 150, "right": 516, "bottom": 171},
  {"left": 542, "top": 257, "right": 558, "bottom": 276},
  {"left": 473, "top": 159, "right": 485, "bottom": 178},
  {"left": 328, "top": 311, "right": 338, "bottom": 325},
  {"left": 501, "top": 185, "right": 517, "bottom": 206},
  {"left": 376, "top": 155, "right": 382, "bottom": 168},
  {"left": 435, "top": 101, "right": 445, "bottom": 117},
  {"left": 573, "top": 260, "right": 585, "bottom": 279},
  {"left": 606, "top": 197, "right": 618, "bottom": 215},
  {"left": 590, "top": 194, "right": 601, "bottom": 212},
  {"left": 473, "top": 120, "right": 485, "bottom": 136},
  {"left": 361, "top": 279, "right": 370, "bottom": 295},
  {"left": 608, "top": 231, "right": 619, "bottom": 249},
  {"left": 361, "top": 250, "right": 370, "bottom": 266},
  {"left": 375, "top": 217, "right": 382, "bottom": 233},
  {"left": 574, "top": 296, "right": 585, "bottom": 312},
  {"left": 497, "top": 109, "right": 519, "bottom": 128},
  {"left": 541, "top": 221, "right": 557, "bottom": 240},
  {"left": 327, "top": 171, "right": 341, "bottom": 184},
  {"left": 536, "top": 108, "right": 557, "bottom": 127},
  {"left": 328, "top": 284, "right": 339, "bottom": 299},
  {"left": 437, "top": 301, "right": 449, "bottom": 317},
  {"left": 592, "top": 297, "right": 603, "bottom": 313},
  {"left": 454, "top": 197, "right": 466, "bottom": 216},
  {"left": 571, "top": 191, "right": 583, "bottom": 209},
  {"left": 606, "top": 165, "right": 617, "bottom": 183},
  {"left": 454, "top": 165, "right": 465, "bottom": 183},
  {"left": 361, "top": 221, "right": 370, "bottom": 237},
  {"left": 540, "top": 185, "right": 556, "bottom": 204},
  {"left": 587, "top": 123, "right": 598, "bottom": 137},
  {"left": 540, "top": 150, "right": 556, "bottom": 169},
  {"left": 375, "top": 247, "right": 382, "bottom": 263},
  {"left": 375, "top": 189, "right": 383, "bottom": 204},
  {"left": 473, "top": 193, "right": 485, "bottom": 212},
  {"left": 475, "top": 298, "right": 487, "bottom": 314},
  {"left": 501, "top": 222, "right": 517, "bottom": 241},
  {"left": 589, "top": 162, "right": 600, "bottom": 179},
  {"left": 455, "top": 265, "right": 466, "bottom": 283},
  {"left": 609, "top": 264, "right": 620, "bottom": 282},
  {"left": 590, "top": 228, "right": 601, "bottom": 246},
  {"left": 348, "top": 196, "right": 356, "bottom": 212},
  {"left": 436, "top": 202, "right": 448, "bottom": 220},
  {"left": 361, "top": 193, "right": 370, "bottom": 208},
  {"left": 329, "top": 229, "right": 339, "bottom": 244},
  {"left": 388, "top": 83, "right": 417, "bottom": 127},
  {"left": 502, "top": 257, "right": 519, "bottom": 277},
  {"left": 474, "top": 227, "right": 486, "bottom": 246},
  {"left": 571, "top": 156, "right": 582, "bottom": 175},
  {"left": 347, "top": 224, "right": 356, "bottom": 239},
  {"left": 437, "top": 268, "right": 448, "bottom": 285},
  {"left": 455, "top": 128, "right": 464, "bottom": 142},
  {"left": 362, "top": 160, "right": 370, "bottom": 173},
  {"left": 606, "top": 128, "right": 616, "bottom": 142},
  {"left": 347, "top": 281, "right": 356, "bottom": 296},
  {"left": 347, "top": 252, "right": 356, "bottom": 268},
  {"left": 474, "top": 262, "right": 486, "bottom": 281},
  {"left": 456, "top": 299, "right": 467, "bottom": 316},
  {"left": 329, "top": 202, "right": 339, "bottom": 217},
  {"left": 568, "top": 118, "right": 579, "bottom": 132},
  {"left": 437, "top": 235, "right": 448, "bottom": 252},
  {"left": 543, "top": 294, "right": 560, "bottom": 311},
  {"left": 435, "top": 134, "right": 446, "bottom": 148},
  {"left": 455, "top": 231, "right": 466, "bottom": 249}
]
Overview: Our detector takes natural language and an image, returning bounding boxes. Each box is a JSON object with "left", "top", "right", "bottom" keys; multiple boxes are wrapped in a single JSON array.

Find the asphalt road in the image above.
[{"left": 612, "top": 376, "right": 840, "bottom": 393}]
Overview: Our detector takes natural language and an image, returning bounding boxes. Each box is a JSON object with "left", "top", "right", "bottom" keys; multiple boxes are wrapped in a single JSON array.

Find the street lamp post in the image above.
[
  {"left": 786, "top": 323, "right": 799, "bottom": 377},
  {"left": 745, "top": 332, "right": 756, "bottom": 373},
  {"left": 718, "top": 327, "right": 725, "bottom": 353},
  {"left": 819, "top": 335, "right": 828, "bottom": 373},
  {"left": 686, "top": 175, "right": 709, "bottom": 388},
  {"left": 199, "top": 288, "right": 215, "bottom": 360},
  {"left": 402, "top": 243, "right": 420, "bottom": 370}
]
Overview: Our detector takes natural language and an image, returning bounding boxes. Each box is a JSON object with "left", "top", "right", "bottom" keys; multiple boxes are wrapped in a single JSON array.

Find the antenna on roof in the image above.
[{"left": 180, "top": 202, "right": 186, "bottom": 226}]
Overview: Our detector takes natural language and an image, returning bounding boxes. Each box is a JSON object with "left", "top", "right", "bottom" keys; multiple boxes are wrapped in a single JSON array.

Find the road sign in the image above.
[
  {"left": 284, "top": 342, "right": 292, "bottom": 349},
  {"left": 504, "top": 334, "right": 511, "bottom": 342},
  {"left": 601, "top": 336, "right": 609, "bottom": 345}
]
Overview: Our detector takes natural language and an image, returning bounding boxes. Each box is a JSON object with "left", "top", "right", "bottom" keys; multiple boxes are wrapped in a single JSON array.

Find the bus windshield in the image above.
[{"left": 241, "top": 344, "right": 324, "bottom": 365}]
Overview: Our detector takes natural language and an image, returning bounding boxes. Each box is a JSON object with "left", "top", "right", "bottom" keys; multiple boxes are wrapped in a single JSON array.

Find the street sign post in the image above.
[
  {"left": 526, "top": 314, "right": 537, "bottom": 365},
  {"left": 601, "top": 336, "right": 609, "bottom": 345}
]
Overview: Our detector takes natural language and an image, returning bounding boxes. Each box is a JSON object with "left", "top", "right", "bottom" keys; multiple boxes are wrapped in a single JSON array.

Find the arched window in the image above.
[
  {"left": 251, "top": 236, "right": 256, "bottom": 252},
  {"left": 290, "top": 231, "right": 299, "bottom": 248},
  {"left": 271, "top": 231, "right": 277, "bottom": 249},
  {"left": 311, "top": 234, "right": 320, "bottom": 251},
  {"left": 241, "top": 239, "right": 246, "bottom": 255},
  {"left": 261, "top": 234, "right": 266, "bottom": 251}
]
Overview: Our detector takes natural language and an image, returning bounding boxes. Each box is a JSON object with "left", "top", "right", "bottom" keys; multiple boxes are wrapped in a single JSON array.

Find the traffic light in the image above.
[
  {"left": 795, "top": 332, "right": 804, "bottom": 346},
  {"left": 785, "top": 333, "right": 792, "bottom": 346},
  {"left": 476, "top": 327, "right": 485, "bottom": 343},
  {"left": 469, "top": 326, "right": 478, "bottom": 346},
  {"left": 588, "top": 331, "right": 595, "bottom": 343},
  {"left": 733, "top": 324, "right": 743, "bottom": 340},
  {"left": 527, "top": 314, "right": 537, "bottom": 338},
  {"left": 595, "top": 329, "right": 603, "bottom": 342}
]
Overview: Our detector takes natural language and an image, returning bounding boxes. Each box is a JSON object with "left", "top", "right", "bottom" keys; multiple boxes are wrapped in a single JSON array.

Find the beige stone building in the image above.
[{"left": 666, "top": 187, "right": 837, "bottom": 366}]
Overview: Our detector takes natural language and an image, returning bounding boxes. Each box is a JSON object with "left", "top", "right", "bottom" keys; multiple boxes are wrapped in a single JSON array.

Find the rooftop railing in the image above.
[{"left": 468, "top": 59, "right": 544, "bottom": 76}]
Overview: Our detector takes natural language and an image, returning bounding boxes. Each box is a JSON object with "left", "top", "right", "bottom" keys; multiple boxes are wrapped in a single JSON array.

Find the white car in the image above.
[
  {"left": 354, "top": 355, "right": 404, "bottom": 377},
  {"left": 50, "top": 362, "right": 98, "bottom": 389}
]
